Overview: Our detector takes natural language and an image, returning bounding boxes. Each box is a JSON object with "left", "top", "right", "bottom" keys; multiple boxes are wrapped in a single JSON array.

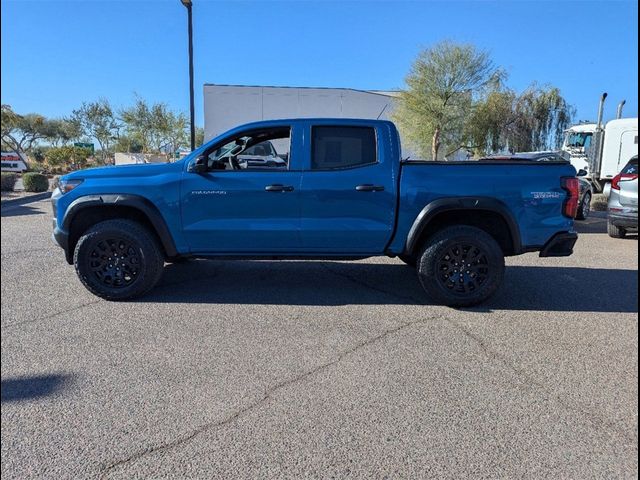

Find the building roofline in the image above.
[{"left": 203, "top": 83, "right": 400, "bottom": 98}]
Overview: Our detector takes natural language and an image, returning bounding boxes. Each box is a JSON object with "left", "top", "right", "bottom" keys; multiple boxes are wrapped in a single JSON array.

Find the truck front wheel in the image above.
[
  {"left": 417, "top": 226, "right": 505, "bottom": 307},
  {"left": 73, "top": 219, "right": 164, "bottom": 301}
]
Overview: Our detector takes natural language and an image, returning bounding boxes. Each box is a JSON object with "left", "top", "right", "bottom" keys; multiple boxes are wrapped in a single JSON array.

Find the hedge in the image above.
[
  {"left": 22, "top": 172, "right": 50, "bottom": 192},
  {"left": 1, "top": 173, "right": 18, "bottom": 192}
]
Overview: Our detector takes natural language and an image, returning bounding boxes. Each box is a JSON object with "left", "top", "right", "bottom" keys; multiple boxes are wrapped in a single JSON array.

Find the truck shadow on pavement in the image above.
[
  {"left": 142, "top": 260, "right": 638, "bottom": 313},
  {"left": 0, "top": 202, "right": 46, "bottom": 218},
  {"left": 1, "top": 374, "right": 73, "bottom": 403}
]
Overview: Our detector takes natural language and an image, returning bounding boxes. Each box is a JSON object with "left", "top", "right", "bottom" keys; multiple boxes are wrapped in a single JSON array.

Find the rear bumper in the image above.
[
  {"left": 539, "top": 231, "right": 578, "bottom": 257},
  {"left": 608, "top": 210, "right": 638, "bottom": 230}
]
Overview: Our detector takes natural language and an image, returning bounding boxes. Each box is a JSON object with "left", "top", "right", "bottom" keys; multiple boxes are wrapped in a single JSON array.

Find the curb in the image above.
[{"left": 0, "top": 191, "right": 52, "bottom": 208}]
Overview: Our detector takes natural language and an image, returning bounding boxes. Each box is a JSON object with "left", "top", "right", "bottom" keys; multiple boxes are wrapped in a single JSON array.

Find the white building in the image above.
[{"left": 203, "top": 84, "right": 399, "bottom": 142}]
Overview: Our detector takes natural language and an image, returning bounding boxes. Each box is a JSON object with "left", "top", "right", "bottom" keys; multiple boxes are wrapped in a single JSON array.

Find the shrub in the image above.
[
  {"left": 28, "top": 162, "right": 48, "bottom": 174},
  {"left": 591, "top": 193, "right": 608, "bottom": 212},
  {"left": 1, "top": 172, "right": 18, "bottom": 192},
  {"left": 22, "top": 172, "right": 49, "bottom": 192}
]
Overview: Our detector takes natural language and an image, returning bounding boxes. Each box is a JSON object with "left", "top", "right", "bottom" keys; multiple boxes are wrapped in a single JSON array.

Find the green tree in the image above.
[
  {"left": 465, "top": 85, "right": 574, "bottom": 155},
  {"left": 393, "top": 41, "right": 502, "bottom": 160},
  {"left": 464, "top": 89, "right": 517, "bottom": 156},
  {"left": 1, "top": 105, "right": 52, "bottom": 157},
  {"left": 45, "top": 145, "right": 92, "bottom": 171},
  {"left": 120, "top": 97, "right": 154, "bottom": 153},
  {"left": 508, "top": 85, "right": 574, "bottom": 152},
  {"left": 113, "top": 134, "right": 143, "bottom": 153},
  {"left": 195, "top": 126, "right": 205, "bottom": 148},
  {"left": 120, "top": 97, "right": 188, "bottom": 157},
  {"left": 71, "top": 99, "right": 119, "bottom": 163},
  {"left": 45, "top": 118, "right": 83, "bottom": 147}
]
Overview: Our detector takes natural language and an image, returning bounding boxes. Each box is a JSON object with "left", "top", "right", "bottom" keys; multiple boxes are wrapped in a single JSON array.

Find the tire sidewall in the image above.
[
  {"left": 74, "top": 221, "right": 161, "bottom": 300},
  {"left": 417, "top": 227, "right": 505, "bottom": 307},
  {"left": 577, "top": 193, "right": 591, "bottom": 220}
]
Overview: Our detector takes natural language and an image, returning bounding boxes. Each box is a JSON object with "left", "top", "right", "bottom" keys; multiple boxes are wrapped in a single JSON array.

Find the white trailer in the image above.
[{"left": 203, "top": 84, "right": 397, "bottom": 142}]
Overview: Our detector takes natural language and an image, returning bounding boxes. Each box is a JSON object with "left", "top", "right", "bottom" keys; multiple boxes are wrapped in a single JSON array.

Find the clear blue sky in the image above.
[{"left": 1, "top": 0, "right": 638, "bottom": 127}]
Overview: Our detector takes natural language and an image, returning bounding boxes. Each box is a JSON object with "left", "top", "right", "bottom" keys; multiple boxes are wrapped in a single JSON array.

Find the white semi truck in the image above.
[{"left": 562, "top": 93, "right": 638, "bottom": 194}]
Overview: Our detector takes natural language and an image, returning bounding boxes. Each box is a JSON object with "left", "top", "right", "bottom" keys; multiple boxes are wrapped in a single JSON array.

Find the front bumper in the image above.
[
  {"left": 52, "top": 224, "right": 72, "bottom": 263},
  {"left": 51, "top": 189, "right": 73, "bottom": 264},
  {"left": 539, "top": 231, "right": 578, "bottom": 257}
]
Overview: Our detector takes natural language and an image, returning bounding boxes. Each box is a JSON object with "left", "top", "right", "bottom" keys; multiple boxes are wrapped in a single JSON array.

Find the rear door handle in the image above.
[
  {"left": 355, "top": 184, "right": 385, "bottom": 192},
  {"left": 265, "top": 184, "right": 294, "bottom": 192}
]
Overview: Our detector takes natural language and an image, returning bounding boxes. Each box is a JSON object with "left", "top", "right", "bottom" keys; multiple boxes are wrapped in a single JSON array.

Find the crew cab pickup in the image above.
[{"left": 51, "top": 119, "right": 579, "bottom": 306}]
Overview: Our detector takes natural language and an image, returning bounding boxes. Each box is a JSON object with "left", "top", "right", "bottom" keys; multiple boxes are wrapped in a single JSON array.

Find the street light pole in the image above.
[{"left": 181, "top": 0, "right": 196, "bottom": 151}]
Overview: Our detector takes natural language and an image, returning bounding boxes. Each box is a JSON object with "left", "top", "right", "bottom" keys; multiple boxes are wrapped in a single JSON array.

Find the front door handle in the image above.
[
  {"left": 355, "top": 184, "right": 385, "bottom": 192},
  {"left": 265, "top": 184, "right": 294, "bottom": 192}
]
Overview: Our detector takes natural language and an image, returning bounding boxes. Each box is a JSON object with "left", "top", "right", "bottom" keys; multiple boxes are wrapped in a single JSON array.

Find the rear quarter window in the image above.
[
  {"left": 622, "top": 158, "right": 638, "bottom": 175},
  {"left": 311, "top": 126, "right": 377, "bottom": 170}
]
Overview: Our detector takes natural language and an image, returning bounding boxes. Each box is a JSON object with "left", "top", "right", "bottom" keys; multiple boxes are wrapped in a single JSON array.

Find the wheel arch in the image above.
[
  {"left": 63, "top": 194, "right": 178, "bottom": 263},
  {"left": 405, "top": 197, "right": 522, "bottom": 257}
]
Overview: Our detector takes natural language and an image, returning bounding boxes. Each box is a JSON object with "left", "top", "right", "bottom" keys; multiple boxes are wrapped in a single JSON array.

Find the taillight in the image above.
[
  {"left": 611, "top": 173, "right": 638, "bottom": 190},
  {"left": 561, "top": 176, "right": 580, "bottom": 218}
]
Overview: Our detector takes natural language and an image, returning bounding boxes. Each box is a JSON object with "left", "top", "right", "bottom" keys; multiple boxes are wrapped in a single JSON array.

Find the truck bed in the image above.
[{"left": 387, "top": 160, "right": 577, "bottom": 255}]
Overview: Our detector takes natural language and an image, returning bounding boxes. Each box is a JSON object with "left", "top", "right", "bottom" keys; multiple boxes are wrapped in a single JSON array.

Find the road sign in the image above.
[{"left": 74, "top": 142, "right": 94, "bottom": 153}]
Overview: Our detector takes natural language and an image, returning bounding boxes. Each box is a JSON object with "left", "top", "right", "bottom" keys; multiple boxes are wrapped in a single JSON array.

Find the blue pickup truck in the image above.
[{"left": 52, "top": 119, "right": 579, "bottom": 306}]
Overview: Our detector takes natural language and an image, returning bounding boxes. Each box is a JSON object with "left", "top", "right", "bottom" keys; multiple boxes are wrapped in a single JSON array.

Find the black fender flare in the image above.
[
  {"left": 404, "top": 197, "right": 522, "bottom": 255},
  {"left": 63, "top": 194, "right": 178, "bottom": 257}
]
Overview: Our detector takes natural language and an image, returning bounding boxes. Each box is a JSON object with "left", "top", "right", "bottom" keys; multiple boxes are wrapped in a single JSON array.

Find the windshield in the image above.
[{"left": 565, "top": 132, "right": 593, "bottom": 149}]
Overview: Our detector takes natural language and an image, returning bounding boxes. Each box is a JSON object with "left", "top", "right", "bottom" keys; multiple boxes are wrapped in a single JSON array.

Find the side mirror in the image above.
[
  {"left": 577, "top": 169, "right": 588, "bottom": 177},
  {"left": 188, "top": 155, "right": 208, "bottom": 173}
]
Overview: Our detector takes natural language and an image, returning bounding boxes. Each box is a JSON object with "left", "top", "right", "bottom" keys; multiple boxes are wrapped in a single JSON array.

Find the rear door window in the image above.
[{"left": 311, "top": 126, "right": 377, "bottom": 170}]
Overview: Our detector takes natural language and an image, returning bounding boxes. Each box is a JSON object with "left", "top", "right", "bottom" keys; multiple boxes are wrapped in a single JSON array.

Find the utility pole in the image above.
[{"left": 181, "top": 0, "right": 196, "bottom": 151}]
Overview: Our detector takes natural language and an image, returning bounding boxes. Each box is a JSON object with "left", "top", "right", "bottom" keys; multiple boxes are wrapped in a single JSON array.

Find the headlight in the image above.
[{"left": 58, "top": 178, "right": 84, "bottom": 194}]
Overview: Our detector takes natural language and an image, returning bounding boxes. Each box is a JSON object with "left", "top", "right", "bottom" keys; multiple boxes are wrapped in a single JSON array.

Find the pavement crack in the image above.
[
  {"left": 445, "top": 317, "right": 638, "bottom": 446},
  {"left": 99, "top": 318, "right": 423, "bottom": 478},
  {"left": 319, "top": 261, "right": 638, "bottom": 446}
]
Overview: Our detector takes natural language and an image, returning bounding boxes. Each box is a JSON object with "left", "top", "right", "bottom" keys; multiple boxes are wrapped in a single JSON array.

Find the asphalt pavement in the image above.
[{"left": 1, "top": 199, "right": 638, "bottom": 479}]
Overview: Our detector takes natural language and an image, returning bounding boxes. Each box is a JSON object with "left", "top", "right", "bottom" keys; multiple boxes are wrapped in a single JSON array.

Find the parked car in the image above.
[
  {"left": 607, "top": 155, "right": 638, "bottom": 238},
  {"left": 575, "top": 172, "right": 593, "bottom": 220},
  {"left": 51, "top": 119, "right": 579, "bottom": 307}
]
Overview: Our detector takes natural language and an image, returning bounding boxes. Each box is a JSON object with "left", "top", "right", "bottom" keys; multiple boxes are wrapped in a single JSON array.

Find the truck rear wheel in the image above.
[
  {"left": 417, "top": 226, "right": 505, "bottom": 307},
  {"left": 73, "top": 219, "right": 164, "bottom": 301}
]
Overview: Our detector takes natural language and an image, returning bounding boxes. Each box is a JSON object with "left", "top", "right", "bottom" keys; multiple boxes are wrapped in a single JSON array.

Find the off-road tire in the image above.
[
  {"left": 74, "top": 219, "right": 164, "bottom": 300},
  {"left": 417, "top": 226, "right": 505, "bottom": 307}
]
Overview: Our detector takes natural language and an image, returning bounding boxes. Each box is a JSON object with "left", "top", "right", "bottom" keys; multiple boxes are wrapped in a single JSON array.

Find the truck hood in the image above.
[{"left": 63, "top": 161, "right": 183, "bottom": 180}]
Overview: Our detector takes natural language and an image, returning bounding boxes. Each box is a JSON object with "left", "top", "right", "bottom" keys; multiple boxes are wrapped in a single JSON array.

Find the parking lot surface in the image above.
[{"left": 1, "top": 199, "right": 638, "bottom": 479}]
